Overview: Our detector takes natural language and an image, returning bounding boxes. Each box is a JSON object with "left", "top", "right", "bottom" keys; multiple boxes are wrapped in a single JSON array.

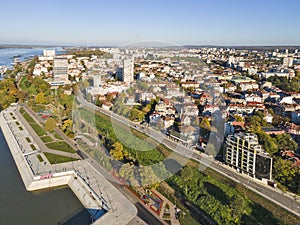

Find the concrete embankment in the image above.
[
  {"left": 0, "top": 108, "right": 33, "bottom": 189},
  {"left": 0, "top": 107, "right": 137, "bottom": 224}
]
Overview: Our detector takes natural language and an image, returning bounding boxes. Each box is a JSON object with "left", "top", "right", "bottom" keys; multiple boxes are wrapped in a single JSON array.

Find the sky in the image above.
[{"left": 0, "top": 0, "right": 299, "bottom": 46}]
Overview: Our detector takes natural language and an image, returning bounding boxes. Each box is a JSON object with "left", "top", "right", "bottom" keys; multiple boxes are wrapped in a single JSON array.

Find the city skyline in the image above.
[{"left": 1, "top": 0, "right": 300, "bottom": 46}]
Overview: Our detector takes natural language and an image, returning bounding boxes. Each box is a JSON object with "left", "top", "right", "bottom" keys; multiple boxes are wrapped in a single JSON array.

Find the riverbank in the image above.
[{"left": 0, "top": 106, "right": 137, "bottom": 225}]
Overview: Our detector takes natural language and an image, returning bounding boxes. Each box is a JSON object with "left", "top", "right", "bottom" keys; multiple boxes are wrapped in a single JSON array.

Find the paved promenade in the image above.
[{"left": 0, "top": 106, "right": 137, "bottom": 225}]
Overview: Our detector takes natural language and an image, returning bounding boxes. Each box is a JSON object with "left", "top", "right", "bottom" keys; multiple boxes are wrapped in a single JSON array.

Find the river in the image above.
[{"left": 0, "top": 47, "right": 64, "bottom": 68}]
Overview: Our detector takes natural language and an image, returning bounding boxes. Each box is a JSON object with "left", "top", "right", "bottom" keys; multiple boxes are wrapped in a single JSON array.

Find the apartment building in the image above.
[{"left": 224, "top": 133, "right": 272, "bottom": 180}]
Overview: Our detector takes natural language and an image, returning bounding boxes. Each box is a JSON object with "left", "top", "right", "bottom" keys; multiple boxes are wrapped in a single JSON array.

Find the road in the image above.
[{"left": 76, "top": 92, "right": 300, "bottom": 218}]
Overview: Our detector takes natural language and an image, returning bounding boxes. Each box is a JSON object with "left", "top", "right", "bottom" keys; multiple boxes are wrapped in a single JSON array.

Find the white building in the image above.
[
  {"left": 282, "top": 57, "right": 294, "bottom": 67},
  {"left": 93, "top": 75, "right": 102, "bottom": 87},
  {"left": 120, "top": 58, "right": 134, "bottom": 84},
  {"left": 43, "top": 50, "right": 56, "bottom": 57},
  {"left": 53, "top": 56, "right": 68, "bottom": 82},
  {"left": 224, "top": 133, "right": 273, "bottom": 180}
]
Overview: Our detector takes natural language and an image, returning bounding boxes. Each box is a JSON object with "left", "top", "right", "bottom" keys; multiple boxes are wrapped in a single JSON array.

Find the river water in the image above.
[
  {"left": 0, "top": 129, "right": 91, "bottom": 225},
  {"left": 0, "top": 47, "right": 64, "bottom": 67}
]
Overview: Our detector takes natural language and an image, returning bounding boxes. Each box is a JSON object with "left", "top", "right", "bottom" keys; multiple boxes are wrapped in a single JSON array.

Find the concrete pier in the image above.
[{"left": 0, "top": 106, "right": 137, "bottom": 225}]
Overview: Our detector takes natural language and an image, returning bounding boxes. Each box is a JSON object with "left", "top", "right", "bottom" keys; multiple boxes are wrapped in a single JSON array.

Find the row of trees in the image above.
[
  {"left": 246, "top": 111, "right": 299, "bottom": 193},
  {"left": 246, "top": 111, "right": 298, "bottom": 155}
]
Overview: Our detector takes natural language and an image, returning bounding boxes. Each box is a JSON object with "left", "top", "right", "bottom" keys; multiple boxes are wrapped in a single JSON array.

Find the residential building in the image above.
[
  {"left": 282, "top": 57, "right": 294, "bottom": 67},
  {"left": 53, "top": 56, "right": 69, "bottom": 84},
  {"left": 120, "top": 58, "right": 134, "bottom": 84},
  {"left": 43, "top": 49, "right": 56, "bottom": 57},
  {"left": 93, "top": 75, "right": 102, "bottom": 87},
  {"left": 224, "top": 133, "right": 273, "bottom": 181}
]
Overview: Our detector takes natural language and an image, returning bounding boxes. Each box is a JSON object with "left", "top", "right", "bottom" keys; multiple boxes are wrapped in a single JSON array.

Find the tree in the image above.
[
  {"left": 275, "top": 134, "right": 298, "bottom": 151},
  {"left": 45, "top": 117, "right": 56, "bottom": 131},
  {"left": 272, "top": 114, "right": 290, "bottom": 127},
  {"left": 110, "top": 142, "right": 128, "bottom": 161},
  {"left": 62, "top": 119, "right": 72, "bottom": 131},
  {"left": 256, "top": 131, "right": 278, "bottom": 155},
  {"left": 234, "top": 115, "right": 244, "bottom": 122},
  {"left": 274, "top": 158, "right": 299, "bottom": 191},
  {"left": 128, "top": 108, "right": 144, "bottom": 122},
  {"left": 139, "top": 166, "right": 159, "bottom": 189},
  {"left": 119, "top": 163, "right": 136, "bottom": 186},
  {"left": 35, "top": 92, "right": 46, "bottom": 104},
  {"left": 229, "top": 195, "right": 246, "bottom": 223},
  {"left": 199, "top": 117, "right": 211, "bottom": 130},
  {"left": 199, "top": 117, "right": 211, "bottom": 137}
]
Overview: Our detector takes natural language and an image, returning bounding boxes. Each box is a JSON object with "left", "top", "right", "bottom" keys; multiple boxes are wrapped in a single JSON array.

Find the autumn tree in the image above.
[
  {"left": 110, "top": 142, "right": 128, "bottom": 161},
  {"left": 139, "top": 166, "right": 159, "bottom": 189},
  {"left": 119, "top": 163, "right": 137, "bottom": 186},
  {"left": 62, "top": 119, "right": 72, "bottom": 131},
  {"left": 45, "top": 117, "right": 56, "bottom": 131},
  {"left": 234, "top": 114, "right": 244, "bottom": 122},
  {"left": 35, "top": 93, "right": 46, "bottom": 104},
  {"left": 199, "top": 117, "right": 211, "bottom": 137}
]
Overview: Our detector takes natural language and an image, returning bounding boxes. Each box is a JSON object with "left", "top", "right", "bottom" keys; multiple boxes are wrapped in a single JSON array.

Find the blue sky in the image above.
[{"left": 0, "top": 0, "right": 299, "bottom": 46}]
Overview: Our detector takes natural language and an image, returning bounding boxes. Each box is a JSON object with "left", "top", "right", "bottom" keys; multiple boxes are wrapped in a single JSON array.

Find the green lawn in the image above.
[
  {"left": 30, "top": 123, "right": 47, "bottom": 136},
  {"left": 179, "top": 214, "right": 200, "bottom": 225},
  {"left": 22, "top": 112, "right": 36, "bottom": 123},
  {"left": 46, "top": 141, "right": 76, "bottom": 153},
  {"left": 50, "top": 130, "right": 63, "bottom": 140},
  {"left": 19, "top": 107, "right": 25, "bottom": 114},
  {"left": 37, "top": 154, "right": 44, "bottom": 162},
  {"left": 44, "top": 152, "right": 78, "bottom": 164},
  {"left": 41, "top": 135, "right": 53, "bottom": 143}
]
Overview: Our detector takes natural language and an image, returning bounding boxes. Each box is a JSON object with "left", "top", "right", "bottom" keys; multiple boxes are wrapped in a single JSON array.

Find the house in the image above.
[
  {"left": 202, "top": 104, "right": 220, "bottom": 115},
  {"left": 280, "top": 96, "right": 297, "bottom": 105},
  {"left": 225, "top": 121, "right": 246, "bottom": 135},
  {"left": 199, "top": 93, "right": 213, "bottom": 104},
  {"left": 239, "top": 82, "right": 259, "bottom": 91},
  {"left": 177, "top": 103, "right": 199, "bottom": 116},
  {"left": 181, "top": 81, "right": 199, "bottom": 89},
  {"left": 245, "top": 94, "right": 262, "bottom": 103}
]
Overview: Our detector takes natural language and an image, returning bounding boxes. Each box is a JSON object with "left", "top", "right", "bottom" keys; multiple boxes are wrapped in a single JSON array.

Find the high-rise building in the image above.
[
  {"left": 224, "top": 133, "right": 272, "bottom": 180},
  {"left": 93, "top": 74, "right": 102, "bottom": 87},
  {"left": 282, "top": 57, "right": 293, "bottom": 67},
  {"left": 53, "top": 56, "right": 69, "bottom": 83},
  {"left": 120, "top": 58, "right": 134, "bottom": 84}
]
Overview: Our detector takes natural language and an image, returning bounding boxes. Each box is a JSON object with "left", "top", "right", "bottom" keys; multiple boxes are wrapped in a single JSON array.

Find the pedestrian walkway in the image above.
[{"left": 1, "top": 106, "right": 138, "bottom": 225}]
